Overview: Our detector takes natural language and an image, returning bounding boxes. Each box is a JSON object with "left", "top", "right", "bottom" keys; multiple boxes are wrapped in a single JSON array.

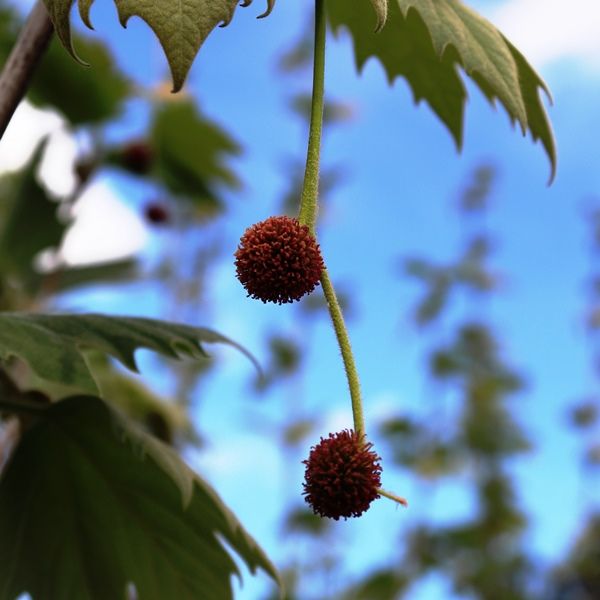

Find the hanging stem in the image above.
[
  {"left": 298, "top": 0, "right": 326, "bottom": 236},
  {"left": 297, "top": 0, "right": 366, "bottom": 438},
  {"left": 320, "top": 268, "right": 365, "bottom": 437},
  {"left": 0, "top": 1, "right": 54, "bottom": 140}
]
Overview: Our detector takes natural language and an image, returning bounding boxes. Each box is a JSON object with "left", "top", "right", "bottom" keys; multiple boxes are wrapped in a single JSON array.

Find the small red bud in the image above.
[
  {"left": 144, "top": 202, "right": 170, "bottom": 225},
  {"left": 120, "top": 141, "right": 155, "bottom": 175}
]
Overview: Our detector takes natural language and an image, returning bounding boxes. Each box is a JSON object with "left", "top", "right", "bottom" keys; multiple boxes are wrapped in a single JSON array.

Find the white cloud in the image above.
[
  {"left": 39, "top": 128, "right": 78, "bottom": 197},
  {"left": 492, "top": 0, "right": 600, "bottom": 71},
  {"left": 0, "top": 102, "right": 62, "bottom": 173},
  {"left": 0, "top": 101, "right": 146, "bottom": 267},
  {"left": 0, "top": 101, "right": 78, "bottom": 196},
  {"left": 60, "top": 181, "right": 147, "bottom": 266}
]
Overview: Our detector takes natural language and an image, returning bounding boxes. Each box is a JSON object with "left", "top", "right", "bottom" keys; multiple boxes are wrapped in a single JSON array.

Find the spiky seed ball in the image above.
[
  {"left": 234, "top": 216, "right": 324, "bottom": 304},
  {"left": 302, "top": 430, "right": 382, "bottom": 520}
]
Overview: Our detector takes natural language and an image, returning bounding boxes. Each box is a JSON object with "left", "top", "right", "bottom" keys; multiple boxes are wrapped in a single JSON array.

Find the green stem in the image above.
[
  {"left": 320, "top": 268, "right": 365, "bottom": 438},
  {"left": 298, "top": 0, "right": 366, "bottom": 438},
  {"left": 297, "top": 0, "right": 407, "bottom": 507},
  {"left": 298, "top": 0, "right": 326, "bottom": 235}
]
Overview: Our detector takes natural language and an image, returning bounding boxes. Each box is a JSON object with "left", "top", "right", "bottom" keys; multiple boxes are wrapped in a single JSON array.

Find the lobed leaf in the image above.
[
  {"left": 43, "top": 0, "right": 276, "bottom": 92},
  {"left": 328, "top": 0, "right": 556, "bottom": 179},
  {"left": 0, "top": 313, "right": 258, "bottom": 395},
  {"left": 0, "top": 396, "right": 280, "bottom": 599}
]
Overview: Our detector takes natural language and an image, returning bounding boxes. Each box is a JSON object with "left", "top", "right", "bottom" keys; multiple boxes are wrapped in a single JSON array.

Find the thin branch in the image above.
[{"left": 0, "top": 1, "right": 54, "bottom": 140}]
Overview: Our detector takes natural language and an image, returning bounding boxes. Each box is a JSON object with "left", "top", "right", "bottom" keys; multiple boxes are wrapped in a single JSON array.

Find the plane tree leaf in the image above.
[
  {"left": 0, "top": 395, "right": 280, "bottom": 599},
  {"left": 87, "top": 353, "right": 200, "bottom": 446},
  {"left": 327, "top": 0, "right": 556, "bottom": 179},
  {"left": 43, "top": 0, "right": 276, "bottom": 92},
  {"left": 39, "top": 259, "right": 138, "bottom": 294},
  {"left": 0, "top": 313, "right": 258, "bottom": 395}
]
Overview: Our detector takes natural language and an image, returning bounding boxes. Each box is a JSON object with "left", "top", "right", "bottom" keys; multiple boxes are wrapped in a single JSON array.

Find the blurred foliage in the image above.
[
  {"left": 0, "top": 397, "right": 279, "bottom": 598},
  {"left": 405, "top": 235, "right": 498, "bottom": 326},
  {"left": 0, "top": 3, "right": 280, "bottom": 596},
  {"left": 105, "top": 100, "right": 242, "bottom": 218},
  {"left": 255, "top": 334, "right": 303, "bottom": 392},
  {"left": 0, "top": 8, "right": 129, "bottom": 124},
  {"left": 0, "top": 2, "right": 597, "bottom": 599},
  {"left": 0, "top": 141, "right": 67, "bottom": 296},
  {"left": 549, "top": 514, "right": 600, "bottom": 600}
]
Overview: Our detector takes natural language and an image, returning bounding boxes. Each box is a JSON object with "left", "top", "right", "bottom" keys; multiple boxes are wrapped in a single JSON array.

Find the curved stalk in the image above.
[
  {"left": 297, "top": 0, "right": 367, "bottom": 439},
  {"left": 320, "top": 268, "right": 365, "bottom": 437}
]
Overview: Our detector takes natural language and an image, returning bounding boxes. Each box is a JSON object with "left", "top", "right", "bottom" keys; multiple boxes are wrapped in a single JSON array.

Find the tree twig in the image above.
[{"left": 0, "top": 1, "right": 53, "bottom": 140}]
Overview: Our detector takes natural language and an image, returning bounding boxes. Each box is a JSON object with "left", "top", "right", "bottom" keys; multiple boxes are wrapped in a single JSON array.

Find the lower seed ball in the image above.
[
  {"left": 303, "top": 430, "right": 382, "bottom": 520},
  {"left": 234, "top": 216, "right": 324, "bottom": 304}
]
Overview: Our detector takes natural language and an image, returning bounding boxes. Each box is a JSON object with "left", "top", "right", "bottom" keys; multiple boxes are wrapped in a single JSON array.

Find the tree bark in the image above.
[{"left": 0, "top": 1, "right": 53, "bottom": 140}]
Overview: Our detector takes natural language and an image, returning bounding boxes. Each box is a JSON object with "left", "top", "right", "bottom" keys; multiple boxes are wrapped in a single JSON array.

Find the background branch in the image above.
[{"left": 0, "top": 1, "right": 53, "bottom": 140}]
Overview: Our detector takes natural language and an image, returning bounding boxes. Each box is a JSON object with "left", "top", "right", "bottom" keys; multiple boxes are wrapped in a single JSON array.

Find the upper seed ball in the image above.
[{"left": 234, "top": 216, "right": 324, "bottom": 304}]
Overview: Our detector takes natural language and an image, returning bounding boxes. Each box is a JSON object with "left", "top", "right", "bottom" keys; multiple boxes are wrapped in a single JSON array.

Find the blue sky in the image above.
[{"left": 4, "top": 1, "right": 600, "bottom": 598}]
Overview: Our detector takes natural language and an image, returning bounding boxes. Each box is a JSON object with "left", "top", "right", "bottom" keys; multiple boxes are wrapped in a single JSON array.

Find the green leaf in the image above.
[
  {"left": 0, "top": 396, "right": 280, "bottom": 599},
  {"left": 327, "top": 0, "right": 556, "bottom": 179},
  {"left": 41, "top": 258, "right": 138, "bottom": 293},
  {"left": 0, "top": 313, "right": 258, "bottom": 395},
  {"left": 343, "top": 569, "right": 407, "bottom": 600},
  {"left": 30, "top": 34, "right": 130, "bottom": 125},
  {"left": 107, "top": 101, "right": 241, "bottom": 217},
  {"left": 0, "top": 140, "right": 66, "bottom": 279},
  {"left": 150, "top": 101, "right": 242, "bottom": 214},
  {"left": 43, "top": 0, "right": 276, "bottom": 92},
  {"left": 88, "top": 353, "right": 199, "bottom": 446}
]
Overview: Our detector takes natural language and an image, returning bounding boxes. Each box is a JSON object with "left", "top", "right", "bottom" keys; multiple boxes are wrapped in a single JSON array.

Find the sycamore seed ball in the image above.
[
  {"left": 234, "top": 216, "right": 324, "bottom": 304},
  {"left": 303, "top": 430, "right": 382, "bottom": 520}
]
